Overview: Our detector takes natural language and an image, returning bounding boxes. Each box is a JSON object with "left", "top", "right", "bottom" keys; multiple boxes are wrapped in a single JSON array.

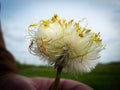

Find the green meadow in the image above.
[{"left": 17, "top": 62, "right": 120, "bottom": 90}]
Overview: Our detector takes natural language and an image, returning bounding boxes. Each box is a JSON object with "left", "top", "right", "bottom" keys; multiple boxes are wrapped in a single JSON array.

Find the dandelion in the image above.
[{"left": 28, "top": 14, "right": 105, "bottom": 90}]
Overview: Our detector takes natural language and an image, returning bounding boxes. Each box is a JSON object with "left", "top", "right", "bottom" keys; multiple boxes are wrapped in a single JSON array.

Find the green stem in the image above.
[{"left": 52, "top": 66, "right": 63, "bottom": 90}]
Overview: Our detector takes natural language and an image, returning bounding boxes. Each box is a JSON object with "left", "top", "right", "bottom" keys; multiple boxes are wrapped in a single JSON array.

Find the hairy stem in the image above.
[{"left": 52, "top": 66, "right": 63, "bottom": 90}]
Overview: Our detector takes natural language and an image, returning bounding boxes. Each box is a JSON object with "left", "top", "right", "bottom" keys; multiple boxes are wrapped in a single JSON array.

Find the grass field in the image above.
[{"left": 17, "top": 62, "right": 120, "bottom": 90}]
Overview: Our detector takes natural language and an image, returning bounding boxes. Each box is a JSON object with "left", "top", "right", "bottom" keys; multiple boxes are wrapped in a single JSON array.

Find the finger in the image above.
[{"left": 58, "top": 79, "right": 93, "bottom": 90}]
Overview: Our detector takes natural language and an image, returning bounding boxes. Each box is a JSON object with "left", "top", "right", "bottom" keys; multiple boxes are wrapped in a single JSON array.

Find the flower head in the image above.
[{"left": 28, "top": 14, "right": 105, "bottom": 73}]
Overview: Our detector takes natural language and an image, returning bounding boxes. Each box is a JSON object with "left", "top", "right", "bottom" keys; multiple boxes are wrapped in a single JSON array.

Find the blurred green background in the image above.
[{"left": 17, "top": 62, "right": 120, "bottom": 90}]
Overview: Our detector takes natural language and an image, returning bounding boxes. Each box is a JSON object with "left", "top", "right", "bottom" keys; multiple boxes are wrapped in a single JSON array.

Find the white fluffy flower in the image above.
[{"left": 28, "top": 14, "right": 105, "bottom": 73}]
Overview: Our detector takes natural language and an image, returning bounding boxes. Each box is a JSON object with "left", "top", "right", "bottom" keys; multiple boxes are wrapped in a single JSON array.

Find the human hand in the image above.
[
  {"left": 1, "top": 74, "right": 92, "bottom": 90},
  {"left": 31, "top": 77, "right": 93, "bottom": 90}
]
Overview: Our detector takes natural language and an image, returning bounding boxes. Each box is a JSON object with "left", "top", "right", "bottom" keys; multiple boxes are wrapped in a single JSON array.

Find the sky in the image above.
[{"left": 1, "top": 0, "right": 120, "bottom": 65}]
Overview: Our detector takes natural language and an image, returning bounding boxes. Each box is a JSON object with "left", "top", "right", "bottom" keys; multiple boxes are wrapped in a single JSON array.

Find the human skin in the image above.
[
  {"left": 1, "top": 75, "right": 93, "bottom": 90},
  {"left": 0, "top": 24, "right": 93, "bottom": 90}
]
